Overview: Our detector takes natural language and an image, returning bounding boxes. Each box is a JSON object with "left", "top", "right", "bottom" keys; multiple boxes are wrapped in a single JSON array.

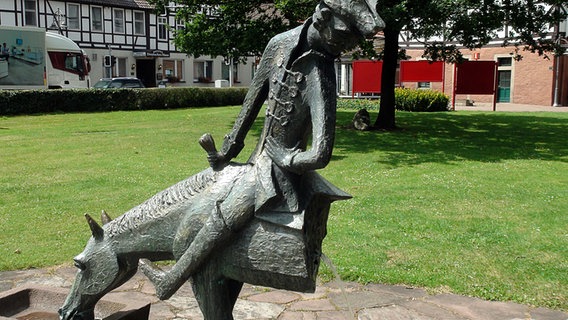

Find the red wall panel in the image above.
[
  {"left": 455, "top": 61, "right": 497, "bottom": 94},
  {"left": 400, "top": 61, "right": 444, "bottom": 82},
  {"left": 352, "top": 60, "right": 382, "bottom": 94}
]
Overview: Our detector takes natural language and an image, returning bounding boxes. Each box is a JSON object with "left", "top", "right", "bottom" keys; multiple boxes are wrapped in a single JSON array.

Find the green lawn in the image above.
[{"left": 0, "top": 108, "right": 566, "bottom": 310}]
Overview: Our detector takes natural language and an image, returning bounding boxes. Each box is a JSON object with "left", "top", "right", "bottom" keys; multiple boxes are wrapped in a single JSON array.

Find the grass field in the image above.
[{"left": 0, "top": 108, "right": 566, "bottom": 310}]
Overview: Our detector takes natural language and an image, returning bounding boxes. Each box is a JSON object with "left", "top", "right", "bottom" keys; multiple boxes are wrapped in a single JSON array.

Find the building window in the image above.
[
  {"left": 222, "top": 62, "right": 239, "bottom": 83},
  {"left": 134, "top": 11, "right": 145, "bottom": 35},
  {"left": 193, "top": 61, "right": 213, "bottom": 83},
  {"left": 162, "top": 59, "right": 184, "bottom": 82},
  {"left": 91, "top": 6, "right": 103, "bottom": 31},
  {"left": 417, "top": 82, "right": 431, "bottom": 89},
  {"left": 497, "top": 57, "right": 512, "bottom": 67},
  {"left": 114, "top": 9, "right": 125, "bottom": 33},
  {"left": 117, "top": 58, "right": 127, "bottom": 77},
  {"left": 175, "top": 18, "right": 184, "bottom": 32},
  {"left": 67, "top": 4, "right": 80, "bottom": 30},
  {"left": 172, "top": 19, "right": 185, "bottom": 51},
  {"left": 197, "top": 5, "right": 218, "bottom": 17},
  {"left": 24, "top": 0, "right": 37, "bottom": 26},
  {"left": 158, "top": 16, "right": 167, "bottom": 40}
]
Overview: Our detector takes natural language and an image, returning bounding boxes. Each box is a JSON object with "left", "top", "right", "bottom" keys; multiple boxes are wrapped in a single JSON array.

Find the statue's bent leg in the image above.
[{"left": 140, "top": 174, "right": 256, "bottom": 300}]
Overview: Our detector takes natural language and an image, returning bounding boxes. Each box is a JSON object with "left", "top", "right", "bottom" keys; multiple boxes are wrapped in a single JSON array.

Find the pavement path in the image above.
[
  {"left": 453, "top": 102, "right": 568, "bottom": 112},
  {"left": 1, "top": 265, "right": 567, "bottom": 320}
]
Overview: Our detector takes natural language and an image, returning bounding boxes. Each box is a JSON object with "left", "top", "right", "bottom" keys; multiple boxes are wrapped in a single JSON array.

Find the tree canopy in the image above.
[
  {"left": 150, "top": 0, "right": 318, "bottom": 62},
  {"left": 149, "top": 0, "right": 567, "bottom": 128},
  {"left": 373, "top": 0, "right": 566, "bottom": 129},
  {"left": 379, "top": 0, "right": 567, "bottom": 62}
]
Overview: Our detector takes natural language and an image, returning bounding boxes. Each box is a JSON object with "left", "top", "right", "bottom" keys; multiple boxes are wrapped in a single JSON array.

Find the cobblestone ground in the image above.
[{"left": 1, "top": 265, "right": 567, "bottom": 320}]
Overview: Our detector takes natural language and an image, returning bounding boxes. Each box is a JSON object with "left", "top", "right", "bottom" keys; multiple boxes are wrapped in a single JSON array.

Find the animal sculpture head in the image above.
[
  {"left": 320, "top": 0, "right": 384, "bottom": 38},
  {"left": 59, "top": 212, "right": 137, "bottom": 320}
]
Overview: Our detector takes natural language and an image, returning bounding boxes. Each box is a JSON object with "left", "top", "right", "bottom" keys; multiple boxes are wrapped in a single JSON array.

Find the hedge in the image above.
[
  {"left": 337, "top": 98, "right": 381, "bottom": 111},
  {"left": 394, "top": 88, "right": 450, "bottom": 112},
  {"left": 338, "top": 88, "right": 450, "bottom": 112},
  {"left": 0, "top": 87, "right": 248, "bottom": 116},
  {"left": 1, "top": 87, "right": 449, "bottom": 116}
]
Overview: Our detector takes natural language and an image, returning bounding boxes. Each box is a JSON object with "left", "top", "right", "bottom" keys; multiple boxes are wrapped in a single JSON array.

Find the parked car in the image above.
[{"left": 93, "top": 77, "right": 145, "bottom": 89}]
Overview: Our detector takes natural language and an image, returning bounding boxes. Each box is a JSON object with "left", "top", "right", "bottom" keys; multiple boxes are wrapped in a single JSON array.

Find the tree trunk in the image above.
[{"left": 373, "top": 27, "right": 400, "bottom": 130}]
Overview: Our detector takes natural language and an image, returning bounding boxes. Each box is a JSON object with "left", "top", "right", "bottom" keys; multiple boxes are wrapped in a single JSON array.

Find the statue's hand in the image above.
[
  {"left": 206, "top": 151, "right": 228, "bottom": 171},
  {"left": 265, "top": 137, "right": 301, "bottom": 173},
  {"left": 199, "top": 133, "right": 228, "bottom": 171}
]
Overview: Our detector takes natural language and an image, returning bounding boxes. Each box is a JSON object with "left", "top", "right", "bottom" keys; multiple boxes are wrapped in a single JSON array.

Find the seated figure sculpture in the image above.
[
  {"left": 140, "top": 0, "right": 384, "bottom": 300},
  {"left": 58, "top": 1, "right": 384, "bottom": 319}
]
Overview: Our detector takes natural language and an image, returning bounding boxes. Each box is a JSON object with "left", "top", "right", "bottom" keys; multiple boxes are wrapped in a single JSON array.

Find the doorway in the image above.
[
  {"left": 136, "top": 59, "right": 156, "bottom": 88},
  {"left": 497, "top": 70, "right": 511, "bottom": 103},
  {"left": 496, "top": 57, "right": 512, "bottom": 103}
]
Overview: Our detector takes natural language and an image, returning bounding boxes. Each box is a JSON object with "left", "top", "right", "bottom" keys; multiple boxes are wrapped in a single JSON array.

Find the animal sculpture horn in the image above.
[
  {"left": 101, "top": 210, "right": 112, "bottom": 225},
  {"left": 85, "top": 213, "right": 104, "bottom": 240}
]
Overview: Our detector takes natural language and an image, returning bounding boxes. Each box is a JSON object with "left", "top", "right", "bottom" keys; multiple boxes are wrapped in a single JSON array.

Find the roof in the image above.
[{"left": 74, "top": 0, "right": 154, "bottom": 10}]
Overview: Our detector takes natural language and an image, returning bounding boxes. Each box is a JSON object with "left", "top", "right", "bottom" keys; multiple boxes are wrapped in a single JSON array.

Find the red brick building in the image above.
[
  {"left": 402, "top": 47, "right": 568, "bottom": 107},
  {"left": 341, "top": 7, "right": 568, "bottom": 108}
]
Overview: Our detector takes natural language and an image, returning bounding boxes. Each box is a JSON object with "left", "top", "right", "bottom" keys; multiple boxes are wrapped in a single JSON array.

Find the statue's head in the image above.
[{"left": 312, "top": 0, "right": 384, "bottom": 55}]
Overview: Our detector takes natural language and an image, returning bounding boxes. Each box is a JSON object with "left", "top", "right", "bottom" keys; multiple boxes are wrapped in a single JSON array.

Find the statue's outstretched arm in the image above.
[{"left": 217, "top": 42, "right": 274, "bottom": 166}]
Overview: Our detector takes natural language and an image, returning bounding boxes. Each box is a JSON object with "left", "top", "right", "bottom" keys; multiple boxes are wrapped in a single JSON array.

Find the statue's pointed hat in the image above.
[{"left": 322, "top": 0, "right": 384, "bottom": 37}]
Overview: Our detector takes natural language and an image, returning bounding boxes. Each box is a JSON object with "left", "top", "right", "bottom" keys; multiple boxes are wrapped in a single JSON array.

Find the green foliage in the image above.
[
  {"left": 150, "top": 0, "right": 567, "bottom": 130},
  {"left": 337, "top": 98, "right": 380, "bottom": 111},
  {"left": 157, "top": 0, "right": 316, "bottom": 61},
  {"left": 377, "top": 0, "right": 567, "bottom": 61},
  {"left": 1, "top": 109, "right": 566, "bottom": 310},
  {"left": 337, "top": 89, "right": 449, "bottom": 113},
  {"left": 0, "top": 88, "right": 248, "bottom": 115},
  {"left": 375, "top": 1, "right": 566, "bottom": 129},
  {"left": 394, "top": 88, "right": 450, "bottom": 112}
]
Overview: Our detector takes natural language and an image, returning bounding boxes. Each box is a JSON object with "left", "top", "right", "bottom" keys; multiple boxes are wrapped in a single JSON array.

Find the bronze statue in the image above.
[{"left": 59, "top": 1, "right": 384, "bottom": 319}]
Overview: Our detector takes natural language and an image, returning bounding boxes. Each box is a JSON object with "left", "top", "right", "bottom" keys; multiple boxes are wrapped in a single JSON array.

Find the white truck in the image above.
[{"left": 0, "top": 26, "right": 90, "bottom": 89}]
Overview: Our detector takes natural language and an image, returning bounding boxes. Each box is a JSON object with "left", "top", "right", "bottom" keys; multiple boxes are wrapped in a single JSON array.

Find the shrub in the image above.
[
  {"left": 338, "top": 89, "right": 450, "bottom": 112},
  {"left": 0, "top": 87, "right": 248, "bottom": 116},
  {"left": 394, "top": 88, "right": 450, "bottom": 112},
  {"left": 337, "top": 98, "right": 380, "bottom": 111}
]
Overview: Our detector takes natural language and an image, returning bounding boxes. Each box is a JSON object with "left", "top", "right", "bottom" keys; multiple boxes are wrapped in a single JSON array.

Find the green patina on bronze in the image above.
[{"left": 59, "top": 1, "right": 383, "bottom": 319}]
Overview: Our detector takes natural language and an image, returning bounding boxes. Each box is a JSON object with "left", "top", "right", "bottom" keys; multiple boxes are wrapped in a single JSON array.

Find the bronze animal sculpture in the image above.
[{"left": 58, "top": 160, "right": 349, "bottom": 319}]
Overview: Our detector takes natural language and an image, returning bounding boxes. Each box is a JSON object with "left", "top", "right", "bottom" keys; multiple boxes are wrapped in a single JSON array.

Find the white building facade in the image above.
[{"left": 0, "top": 0, "right": 255, "bottom": 88}]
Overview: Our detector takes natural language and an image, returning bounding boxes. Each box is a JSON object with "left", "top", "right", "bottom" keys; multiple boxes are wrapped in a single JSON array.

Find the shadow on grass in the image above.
[{"left": 333, "top": 111, "right": 568, "bottom": 167}]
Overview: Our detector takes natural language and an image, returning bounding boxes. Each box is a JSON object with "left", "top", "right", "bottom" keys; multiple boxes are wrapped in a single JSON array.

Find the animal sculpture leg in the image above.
[{"left": 191, "top": 262, "right": 243, "bottom": 320}]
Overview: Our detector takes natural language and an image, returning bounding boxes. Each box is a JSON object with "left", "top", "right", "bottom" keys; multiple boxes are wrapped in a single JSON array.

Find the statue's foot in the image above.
[{"left": 139, "top": 259, "right": 176, "bottom": 300}]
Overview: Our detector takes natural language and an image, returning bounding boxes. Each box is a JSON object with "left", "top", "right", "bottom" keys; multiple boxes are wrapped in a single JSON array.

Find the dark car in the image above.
[{"left": 93, "top": 77, "right": 145, "bottom": 89}]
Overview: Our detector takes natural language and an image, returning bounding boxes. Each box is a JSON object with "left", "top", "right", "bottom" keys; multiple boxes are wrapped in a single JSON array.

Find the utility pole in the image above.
[
  {"left": 552, "top": 4, "right": 567, "bottom": 107},
  {"left": 553, "top": 54, "right": 561, "bottom": 107}
]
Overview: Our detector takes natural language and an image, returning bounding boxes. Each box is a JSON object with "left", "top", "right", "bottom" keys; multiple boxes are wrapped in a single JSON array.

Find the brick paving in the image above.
[{"left": 1, "top": 265, "right": 567, "bottom": 319}]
